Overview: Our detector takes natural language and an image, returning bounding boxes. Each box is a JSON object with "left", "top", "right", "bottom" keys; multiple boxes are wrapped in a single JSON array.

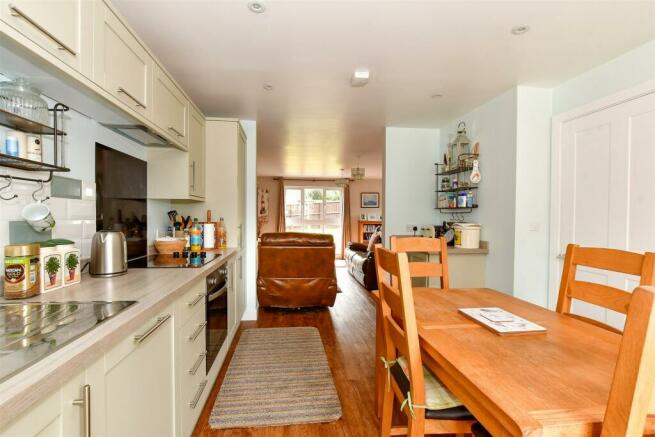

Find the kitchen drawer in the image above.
[
  {"left": 178, "top": 357, "right": 208, "bottom": 437},
  {"left": 177, "top": 308, "right": 206, "bottom": 370},
  {"left": 93, "top": 1, "right": 153, "bottom": 119},
  {"left": 153, "top": 66, "right": 188, "bottom": 147},
  {"left": 176, "top": 277, "right": 206, "bottom": 326},
  {"left": 0, "top": 0, "right": 92, "bottom": 75}
]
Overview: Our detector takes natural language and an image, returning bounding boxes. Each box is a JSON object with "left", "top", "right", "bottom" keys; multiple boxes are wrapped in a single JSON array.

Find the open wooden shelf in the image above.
[
  {"left": 0, "top": 108, "right": 66, "bottom": 136},
  {"left": 0, "top": 153, "right": 70, "bottom": 173}
]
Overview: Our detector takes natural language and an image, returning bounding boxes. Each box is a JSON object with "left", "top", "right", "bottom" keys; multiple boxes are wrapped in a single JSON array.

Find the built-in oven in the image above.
[{"left": 206, "top": 265, "right": 228, "bottom": 373}]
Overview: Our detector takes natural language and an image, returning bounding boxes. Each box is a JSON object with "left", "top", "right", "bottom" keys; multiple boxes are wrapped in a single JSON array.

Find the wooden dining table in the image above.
[{"left": 371, "top": 287, "right": 655, "bottom": 436}]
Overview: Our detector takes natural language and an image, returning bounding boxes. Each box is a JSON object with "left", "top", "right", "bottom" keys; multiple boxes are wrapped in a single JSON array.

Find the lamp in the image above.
[
  {"left": 335, "top": 168, "right": 349, "bottom": 187},
  {"left": 450, "top": 121, "right": 471, "bottom": 169},
  {"left": 351, "top": 156, "right": 365, "bottom": 180}
]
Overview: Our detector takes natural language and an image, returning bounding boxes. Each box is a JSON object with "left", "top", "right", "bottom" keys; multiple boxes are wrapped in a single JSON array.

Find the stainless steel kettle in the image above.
[{"left": 90, "top": 231, "right": 127, "bottom": 277}]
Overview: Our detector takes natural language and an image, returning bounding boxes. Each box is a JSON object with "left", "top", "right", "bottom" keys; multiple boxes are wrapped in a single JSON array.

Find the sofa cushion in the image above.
[{"left": 260, "top": 232, "right": 334, "bottom": 247}]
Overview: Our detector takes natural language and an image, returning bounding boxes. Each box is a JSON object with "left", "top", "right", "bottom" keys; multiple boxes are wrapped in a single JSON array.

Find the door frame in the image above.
[{"left": 548, "top": 79, "right": 655, "bottom": 309}]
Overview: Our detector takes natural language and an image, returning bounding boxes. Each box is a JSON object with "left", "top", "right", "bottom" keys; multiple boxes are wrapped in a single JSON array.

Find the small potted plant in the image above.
[
  {"left": 65, "top": 253, "right": 79, "bottom": 281},
  {"left": 45, "top": 256, "right": 61, "bottom": 286}
]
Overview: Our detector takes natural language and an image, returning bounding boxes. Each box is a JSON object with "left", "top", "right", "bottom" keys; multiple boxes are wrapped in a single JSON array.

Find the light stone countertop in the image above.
[{"left": 0, "top": 247, "right": 239, "bottom": 430}]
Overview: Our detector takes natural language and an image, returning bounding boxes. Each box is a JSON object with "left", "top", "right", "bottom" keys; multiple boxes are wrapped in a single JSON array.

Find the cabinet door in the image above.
[
  {"left": 91, "top": 308, "right": 176, "bottom": 437},
  {"left": 154, "top": 66, "right": 189, "bottom": 147},
  {"left": 93, "top": 2, "right": 152, "bottom": 119},
  {"left": 188, "top": 106, "right": 206, "bottom": 198},
  {"left": 0, "top": 0, "right": 92, "bottom": 75},
  {"left": 236, "top": 126, "right": 246, "bottom": 247}
]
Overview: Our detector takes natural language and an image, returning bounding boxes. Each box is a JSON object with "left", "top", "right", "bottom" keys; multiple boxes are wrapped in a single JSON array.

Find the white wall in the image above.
[
  {"left": 553, "top": 40, "right": 655, "bottom": 115},
  {"left": 383, "top": 127, "right": 440, "bottom": 244},
  {"left": 513, "top": 87, "right": 553, "bottom": 306},
  {"left": 240, "top": 120, "right": 258, "bottom": 321},
  {"left": 438, "top": 88, "right": 518, "bottom": 293}
]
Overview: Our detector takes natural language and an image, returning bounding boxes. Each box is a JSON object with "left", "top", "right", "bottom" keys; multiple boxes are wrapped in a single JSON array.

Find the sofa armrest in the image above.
[{"left": 347, "top": 242, "right": 369, "bottom": 252}]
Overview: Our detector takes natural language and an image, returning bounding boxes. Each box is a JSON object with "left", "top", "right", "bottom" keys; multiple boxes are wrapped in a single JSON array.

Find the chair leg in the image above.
[
  {"left": 407, "top": 411, "right": 425, "bottom": 437},
  {"left": 380, "top": 387, "right": 394, "bottom": 437}
]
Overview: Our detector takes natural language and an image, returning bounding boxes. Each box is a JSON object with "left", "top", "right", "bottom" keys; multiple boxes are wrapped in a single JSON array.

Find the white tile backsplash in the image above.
[
  {"left": 82, "top": 181, "right": 96, "bottom": 201},
  {"left": 52, "top": 220, "right": 83, "bottom": 240},
  {"left": 67, "top": 199, "right": 95, "bottom": 220},
  {"left": 82, "top": 220, "right": 96, "bottom": 239},
  {"left": 47, "top": 197, "right": 67, "bottom": 218}
]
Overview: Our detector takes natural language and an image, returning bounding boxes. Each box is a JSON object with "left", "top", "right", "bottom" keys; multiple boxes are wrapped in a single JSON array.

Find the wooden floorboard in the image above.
[{"left": 192, "top": 266, "right": 380, "bottom": 437}]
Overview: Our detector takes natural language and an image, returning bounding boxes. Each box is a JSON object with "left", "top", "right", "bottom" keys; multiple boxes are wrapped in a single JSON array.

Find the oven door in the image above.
[{"left": 206, "top": 279, "right": 228, "bottom": 373}]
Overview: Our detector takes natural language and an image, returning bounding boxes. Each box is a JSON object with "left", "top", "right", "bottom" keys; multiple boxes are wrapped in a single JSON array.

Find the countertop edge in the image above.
[{"left": 0, "top": 248, "right": 240, "bottom": 430}]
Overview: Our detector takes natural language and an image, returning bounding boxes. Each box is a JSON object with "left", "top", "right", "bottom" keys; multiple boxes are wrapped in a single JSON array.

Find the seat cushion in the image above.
[
  {"left": 390, "top": 357, "right": 473, "bottom": 420},
  {"left": 260, "top": 232, "right": 334, "bottom": 247}
]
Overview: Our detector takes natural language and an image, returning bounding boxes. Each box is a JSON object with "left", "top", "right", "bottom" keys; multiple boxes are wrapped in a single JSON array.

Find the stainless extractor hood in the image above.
[{"left": 101, "top": 124, "right": 174, "bottom": 147}]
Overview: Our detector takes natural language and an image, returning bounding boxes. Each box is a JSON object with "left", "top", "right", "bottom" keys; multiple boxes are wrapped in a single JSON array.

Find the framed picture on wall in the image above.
[{"left": 361, "top": 192, "right": 379, "bottom": 208}]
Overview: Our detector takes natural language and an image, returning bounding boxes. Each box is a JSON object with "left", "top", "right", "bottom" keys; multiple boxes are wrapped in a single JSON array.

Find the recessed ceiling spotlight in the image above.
[
  {"left": 511, "top": 25, "right": 530, "bottom": 35},
  {"left": 247, "top": 1, "right": 266, "bottom": 14},
  {"left": 263, "top": 84, "right": 274, "bottom": 91},
  {"left": 351, "top": 68, "right": 370, "bottom": 87},
  {"left": 431, "top": 93, "right": 443, "bottom": 99}
]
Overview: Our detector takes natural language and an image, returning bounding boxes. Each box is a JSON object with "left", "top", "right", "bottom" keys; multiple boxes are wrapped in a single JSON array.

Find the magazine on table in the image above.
[{"left": 458, "top": 307, "right": 547, "bottom": 335}]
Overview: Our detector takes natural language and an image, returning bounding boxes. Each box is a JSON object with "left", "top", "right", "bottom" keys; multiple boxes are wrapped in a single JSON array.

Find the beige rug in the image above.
[{"left": 209, "top": 327, "right": 342, "bottom": 429}]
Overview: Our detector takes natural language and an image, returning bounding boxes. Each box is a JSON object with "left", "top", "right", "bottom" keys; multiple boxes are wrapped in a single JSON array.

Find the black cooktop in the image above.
[{"left": 127, "top": 251, "right": 221, "bottom": 268}]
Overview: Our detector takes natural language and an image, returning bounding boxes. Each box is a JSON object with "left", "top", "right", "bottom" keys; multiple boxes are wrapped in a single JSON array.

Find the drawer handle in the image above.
[
  {"left": 187, "top": 293, "right": 205, "bottom": 308},
  {"left": 72, "top": 384, "right": 91, "bottom": 437},
  {"left": 117, "top": 87, "right": 146, "bottom": 109},
  {"left": 189, "top": 380, "right": 208, "bottom": 409},
  {"left": 168, "top": 126, "right": 184, "bottom": 137},
  {"left": 188, "top": 321, "right": 207, "bottom": 342},
  {"left": 188, "top": 351, "right": 207, "bottom": 375},
  {"left": 134, "top": 314, "right": 171, "bottom": 344},
  {"left": 9, "top": 4, "right": 77, "bottom": 56}
]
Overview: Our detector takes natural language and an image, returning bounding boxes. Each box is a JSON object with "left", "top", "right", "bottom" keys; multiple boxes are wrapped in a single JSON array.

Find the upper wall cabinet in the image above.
[
  {"left": 153, "top": 66, "right": 189, "bottom": 148},
  {"left": 0, "top": 0, "right": 92, "bottom": 75},
  {"left": 93, "top": 1, "right": 153, "bottom": 120}
]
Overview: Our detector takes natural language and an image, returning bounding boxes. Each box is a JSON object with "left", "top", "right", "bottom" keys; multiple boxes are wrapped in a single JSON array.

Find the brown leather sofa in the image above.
[
  {"left": 257, "top": 232, "right": 338, "bottom": 308},
  {"left": 344, "top": 241, "right": 378, "bottom": 291}
]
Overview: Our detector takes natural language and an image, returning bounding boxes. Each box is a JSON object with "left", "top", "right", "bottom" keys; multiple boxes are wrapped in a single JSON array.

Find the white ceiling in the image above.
[{"left": 113, "top": 0, "right": 655, "bottom": 178}]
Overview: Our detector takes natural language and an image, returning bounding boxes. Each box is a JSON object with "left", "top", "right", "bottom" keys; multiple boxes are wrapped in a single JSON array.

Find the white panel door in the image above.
[{"left": 555, "top": 92, "right": 655, "bottom": 330}]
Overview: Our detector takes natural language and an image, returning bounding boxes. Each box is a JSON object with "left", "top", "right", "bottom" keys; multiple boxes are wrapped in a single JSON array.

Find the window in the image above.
[{"left": 284, "top": 186, "right": 343, "bottom": 256}]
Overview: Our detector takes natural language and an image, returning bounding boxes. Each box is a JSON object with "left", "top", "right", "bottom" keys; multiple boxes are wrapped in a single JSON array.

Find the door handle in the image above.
[
  {"left": 188, "top": 351, "right": 207, "bottom": 375},
  {"left": 72, "top": 384, "right": 91, "bottom": 437},
  {"left": 190, "top": 161, "right": 196, "bottom": 191},
  {"left": 134, "top": 314, "right": 170, "bottom": 344},
  {"left": 117, "top": 87, "right": 146, "bottom": 108},
  {"left": 9, "top": 4, "right": 77, "bottom": 56},
  {"left": 556, "top": 253, "right": 565, "bottom": 259}
]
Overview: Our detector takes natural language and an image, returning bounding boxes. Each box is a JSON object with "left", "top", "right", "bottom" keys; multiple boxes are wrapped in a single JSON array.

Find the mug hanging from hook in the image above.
[
  {"left": 0, "top": 176, "right": 18, "bottom": 201},
  {"left": 32, "top": 180, "right": 50, "bottom": 202}
]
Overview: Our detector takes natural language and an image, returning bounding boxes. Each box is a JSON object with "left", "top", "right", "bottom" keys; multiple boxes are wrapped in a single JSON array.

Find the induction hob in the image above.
[{"left": 127, "top": 251, "right": 221, "bottom": 268}]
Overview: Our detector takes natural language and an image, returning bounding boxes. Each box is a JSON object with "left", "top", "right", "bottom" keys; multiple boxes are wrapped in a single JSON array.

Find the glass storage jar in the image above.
[{"left": 0, "top": 79, "right": 49, "bottom": 124}]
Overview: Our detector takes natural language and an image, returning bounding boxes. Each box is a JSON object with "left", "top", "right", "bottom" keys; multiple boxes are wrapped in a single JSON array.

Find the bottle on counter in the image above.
[
  {"left": 216, "top": 217, "right": 227, "bottom": 249},
  {"left": 190, "top": 218, "right": 203, "bottom": 252}
]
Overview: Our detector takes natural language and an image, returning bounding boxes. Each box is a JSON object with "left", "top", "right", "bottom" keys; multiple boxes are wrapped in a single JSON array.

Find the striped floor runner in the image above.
[{"left": 209, "top": 327, "right": 342, "bottom": 429}]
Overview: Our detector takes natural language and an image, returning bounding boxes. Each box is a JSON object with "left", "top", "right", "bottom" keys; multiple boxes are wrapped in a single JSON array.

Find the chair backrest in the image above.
[
  {"left": 374, "top": 244, "right": 426, "bottom": 406},
  {"left": 556, "top": 244, "right": 655, "bottom": 332},
  {"left": 602, "top": 286, "right": 655, "bottom": 437},
  {"left": 389, "top": 236, "right": 450, "bottom": 289}
]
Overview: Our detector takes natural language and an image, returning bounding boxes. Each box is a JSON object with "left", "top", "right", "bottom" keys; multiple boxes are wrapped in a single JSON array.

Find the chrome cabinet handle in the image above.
[
  {"left": 188, "top": 321, "right": 207, "bottom": 342},
  {"left": 190, "top": 161, "right": 196, "bottom": 191},
  {"left": 168, "top": 126, "right": 184, "bottom": 137},
  {"left": 187, "top": 293, "right": 205, "bottom": 307},
  {"left": 117, "top": 87, "right": 146, "bottom": 109},
  {"left": 189, "top": 380, "right": 208, "bottom": 408},
  {"left": 9, "top": 4, "right": 77, "bottom": 56},
  {"left": 134, "top": 314, "right": 171, "bottom": 344},
  {"left": 188, "top": 351, "right": 207, "bottom": 375},
  {"left": 72, "top": 384, "right": 91, "bottom": 437}
]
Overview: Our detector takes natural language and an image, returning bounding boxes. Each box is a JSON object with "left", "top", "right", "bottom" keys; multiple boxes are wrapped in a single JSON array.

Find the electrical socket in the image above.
[{"left": 406, "top": 224, "right": 419, "bottom": 233}]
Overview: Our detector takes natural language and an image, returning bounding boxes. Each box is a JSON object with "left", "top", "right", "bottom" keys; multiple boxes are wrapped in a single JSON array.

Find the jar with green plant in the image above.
[
  {"left": 65, "top": 253, "right": 79, "bottom": 281},
  {"left": 45, "top": 256, "right": 61, "bottom": 286}
]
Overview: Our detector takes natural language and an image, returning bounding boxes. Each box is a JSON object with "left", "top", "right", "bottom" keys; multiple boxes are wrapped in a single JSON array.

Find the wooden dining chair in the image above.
[
  {"left": 389, "top": 236, "right": 449, "bottom": 289},
  {"left": 374, "top": 244, "right": 474, "bottom": 437},
  {"left": 602, "top": 285, "right": 655, "bottom": 436},
  {"left": 556, "top": 244, "right": 655, "bottom": 333}
]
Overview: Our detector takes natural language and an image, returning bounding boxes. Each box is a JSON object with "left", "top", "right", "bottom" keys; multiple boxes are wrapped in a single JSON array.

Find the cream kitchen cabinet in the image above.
[
  {"left": 0, "top": 0, "right": 92, "bottom": 76},
  {"left": 148, "top": 103, "right": 205, "bottom": 200},
  {"left": 153, "top": 65, "right": 189, "bottom": 148},
  {"left": 93, "top": 0, "right": 153, "bottom": 120},
  {"left": 87, "top": 305, "right": 176, "bottom": 437}
]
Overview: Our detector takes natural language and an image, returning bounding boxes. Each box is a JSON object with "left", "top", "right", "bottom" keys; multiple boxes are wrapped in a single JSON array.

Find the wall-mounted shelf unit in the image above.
[
  {"left": 435, "top": 153, "right": 480, "bottom": 213},
  {"left": 0, "top": 103, "right": 70, "bottom": 184}
]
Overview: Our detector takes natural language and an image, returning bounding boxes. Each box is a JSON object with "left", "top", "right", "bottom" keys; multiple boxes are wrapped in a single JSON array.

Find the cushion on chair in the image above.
[{"left": 390, "top": 357, "right": 474, "bottom": 420}]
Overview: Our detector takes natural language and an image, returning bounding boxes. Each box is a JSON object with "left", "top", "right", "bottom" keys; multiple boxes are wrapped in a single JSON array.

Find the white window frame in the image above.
[{"left": 284, "top": 186, "right": 344, "bottom": 233}]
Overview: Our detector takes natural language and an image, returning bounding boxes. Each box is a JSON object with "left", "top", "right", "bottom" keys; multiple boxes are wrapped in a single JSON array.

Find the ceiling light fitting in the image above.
[
  {"left": 431, "top": 93, "right": 443, "bottom": 99},
  {"left": 247, "top": 1, "right": 266, "bottom": 14},
  {"left": 350, "top": 68, "right": 370, "bottom": 87},
  {"left": 263, "top": 84, "right": 273, "bottom": 91},
  {"left": 511, "top": 25, "right": 530, "bottom": 35},
  {"left": 336, "top": 168, "right": 349, "bottom": 187},
  {"left": 351, "top": 157, "right": 365, "bottom": 180}
]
